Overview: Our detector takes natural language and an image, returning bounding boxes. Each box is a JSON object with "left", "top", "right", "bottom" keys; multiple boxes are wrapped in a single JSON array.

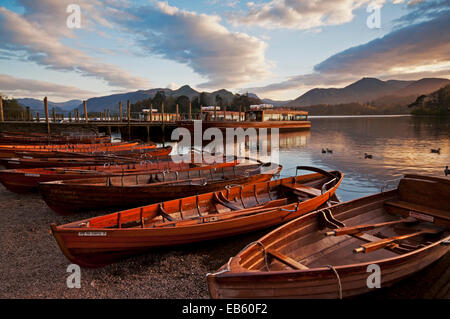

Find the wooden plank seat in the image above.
[
  {"left": 281, "top": 183, "right": 322, "bottom": 197},
  {"left": 385, "top": 200, "right": 449, "bottom": 222},
  {"left": 267, "top": 249, "right": 309, "bottom": 270}
]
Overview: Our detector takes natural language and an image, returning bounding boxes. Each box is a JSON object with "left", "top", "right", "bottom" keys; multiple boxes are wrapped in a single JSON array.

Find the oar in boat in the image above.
[
  {"left": 353, "top": 227, "right": 443, "bottom": 254},
  {"left": 325, "top": 216, "right": 418, "bottom": 236},
  {"left": 152, "top": 198, "right": 291, "bottom": 228}
]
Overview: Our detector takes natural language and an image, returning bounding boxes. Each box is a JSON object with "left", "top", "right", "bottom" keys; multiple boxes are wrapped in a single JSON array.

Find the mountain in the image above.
[
  {"left": 262, "top": 98, "right": 292, "bottom": 107},
  {"left": 286, "top": 77, "right": 450, "bottom": 107},
  {"left": 17, "top": 98, "right": 82, "bottom": 114}
]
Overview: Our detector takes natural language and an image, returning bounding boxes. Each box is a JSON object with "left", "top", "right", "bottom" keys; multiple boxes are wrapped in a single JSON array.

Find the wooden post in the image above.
[
  {"left": 176, "top": 104, "right": 179, "bottom": 121},
  {"left": 0, "top": 95, "right": 3, "bottom": 122},
  {"left": 127, "top": 100, "right": 131, "bottom": 140},
  {"left": 189, "top": 101, "right": 192, "bottom": 120},
  {"left": 200, "top": 105, "right": 203, "bottom": 121},
  {"left": 83, "top": 100, "right": 88, "bottom": 123},
  {"left": 161, "top": 101, "right": 165, "bottom": 125},
  {"left": 69, "top": 112, "right": 72, "bottom": 122},
  {"left": 150, "top": 104, "right": 153, "bottom": 122},
  {"left": 119, "top": 102, "right": 122, "bottom": 122},
  {"left": 239, "top": 105, "right": 242, "bottom": 122},
  {"left": 223, "top": 105, "right": 226, "bottom": 122},
  {"left": 44, "top": 97, "right": 50, "bottom": 135},
  {"left": 214, "top": 105, "right": 217, "bottom": 121},
  {"left": 36, "top": 112, "right": 40, "bottom": 122},
  {"left": 52, "top": 107, "right": 56, "bottom": 122}
]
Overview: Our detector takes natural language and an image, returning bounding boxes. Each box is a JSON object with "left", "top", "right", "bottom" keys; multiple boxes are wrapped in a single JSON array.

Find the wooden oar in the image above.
[
  {"left": 353, "top": 227, "right": 442, "bottom": 254},
  {"left": 153, "top": 198, "right": 291, "bottom": 228},
  {"left": 325, "top": 217, "right": 418, "bottom": 237}
]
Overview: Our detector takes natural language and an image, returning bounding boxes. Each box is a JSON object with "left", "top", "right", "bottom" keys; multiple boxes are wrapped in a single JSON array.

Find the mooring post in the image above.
[
  {"left": 146, "top": 125, "right": 150, "bottom": 142},
  {"left": 44, "top": 97, "right": 50, "bottom": 135},
  {"left": 69, "top": 112, "right": 72, "bottom": 123},
  {"left": 127, "top": 100, "right": 131, "bottom": 140},
  {"left": 118, "top": 101, "right": 122, "bottom": 122},
  {"left": 176, "top": 103, "right": 179, "bottom": 121},
  {"left": 223, "top": 105, "right": 226, "bottom": 122},
  {"left": 239, "top": 105, "right": 242, "bottom": 122},
  {"left": 161, "top": 101, "right": 165, "bottom": 146},
  {"left": 214, "top": 104, "right": 217, "bottom": 121},
  {"left": 200, "top": 105, "right": 203, "bottom": 121},
  {"left": 189, "top": 101, "right": 192, "bottom": 120},
  {"left": 52, "top": 107, "right": 56, "bottom": 123},
  {"left": 150, "top": 104, "right": 153, "bottom": 122},
  {"left": 0, "top": 95, "right": 4, "bottom": 122},
  {"left": 83, "top": 100, "right": 88, "bottom": 123},
  {"left": 36, "top": 112, "right": 40, "bottom": 122}
]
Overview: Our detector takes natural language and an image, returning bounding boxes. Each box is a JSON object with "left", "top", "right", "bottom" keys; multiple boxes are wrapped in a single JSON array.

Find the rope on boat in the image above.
[{"left": 325, "top": 265, "right": 342, "bottom": 299}]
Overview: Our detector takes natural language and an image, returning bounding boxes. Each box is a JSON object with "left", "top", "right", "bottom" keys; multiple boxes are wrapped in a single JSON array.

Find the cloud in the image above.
[
  {"left": 114, "top": 1, "right": 271, "bottom": 89},
  {"left": 0, "top": 74, "right": 96, "bottom": 100},
  {"left": 0, "top": 2, "right": 150, "bottom": 90},
  {"left": 246, "top": 1, "right": 450, "bottom": 96},
  {"left": 228, "top": 0, "right": 386, "bottom": 30}
]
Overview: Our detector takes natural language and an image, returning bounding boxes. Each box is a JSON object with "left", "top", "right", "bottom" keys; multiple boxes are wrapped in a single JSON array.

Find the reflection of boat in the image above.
[
  {"left": 207, "top": 174, "right": 450, "bottom": 299},
  {"left": 40, "top": 162, "right": 282, "bottom": 214},
  {"left": 51, "top": 166, "right": 342, "bottom": 267},
  {"left": 178, "top": 109, "right": 311, "bottom": 132}
]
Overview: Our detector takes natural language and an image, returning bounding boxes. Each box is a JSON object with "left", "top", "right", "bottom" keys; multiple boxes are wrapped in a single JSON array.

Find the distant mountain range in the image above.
[
  {"left": 16, "top": 98, "right": 82, "bottom": 114},
  {"left": 16, "top": 77, "right": 450, "bottom": 114},
  {"left": 286, "top": 77, "right": 450, "bottom": 107}
]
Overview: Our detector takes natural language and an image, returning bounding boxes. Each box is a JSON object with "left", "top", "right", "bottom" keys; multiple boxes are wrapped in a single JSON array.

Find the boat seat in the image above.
[
  {"left": 385, "top": 200, "right": 449, "bottom": 222},
  {"left": 281, "top": 183, "right": 322, "bottom": 197},
  {"left": 267, "top": 249, "right": 309, "bottom": 270}
]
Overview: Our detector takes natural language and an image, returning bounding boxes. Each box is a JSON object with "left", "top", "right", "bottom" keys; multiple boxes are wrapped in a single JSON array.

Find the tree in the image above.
[{"left": 175, "top": 95, "right": 191, "bottom": 113}]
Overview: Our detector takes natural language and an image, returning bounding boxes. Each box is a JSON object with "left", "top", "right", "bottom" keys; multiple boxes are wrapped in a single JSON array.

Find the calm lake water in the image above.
[{"left": 277, "top": 115, "right": 449, "bottom": 201}]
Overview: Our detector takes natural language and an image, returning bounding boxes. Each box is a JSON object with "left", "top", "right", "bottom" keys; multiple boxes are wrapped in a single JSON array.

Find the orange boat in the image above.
[
  {"left": 50, "top": 167, "right": 342, "bottom": 267},
  {"left": 206, "top": 174, "right": 449, "bottom": 299},
  {"left": 41, "top": 162, "right": 282, "bottom": 215},
  {"left": 0, "top": 133, "right": 111, "bottom": 145},
  {"left": 0, "top": 156, "right": 237, "bottom": 193},
  {"left": 0, "top": 141, "right": 143, "bottom": 158}
]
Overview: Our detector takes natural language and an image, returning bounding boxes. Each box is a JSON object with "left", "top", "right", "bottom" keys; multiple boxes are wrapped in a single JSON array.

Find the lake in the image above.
[{"left": 276, "top": 115, "right": 449, "bottom": 201}]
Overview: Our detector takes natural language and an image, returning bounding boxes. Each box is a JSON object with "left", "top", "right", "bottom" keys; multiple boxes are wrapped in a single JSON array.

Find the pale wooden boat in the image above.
[
  {"left": 207, "top": 174, "right": 450, "bottom": 299},
  {"left": 51, "top": 167, "right": 343, "bottom": 267}
]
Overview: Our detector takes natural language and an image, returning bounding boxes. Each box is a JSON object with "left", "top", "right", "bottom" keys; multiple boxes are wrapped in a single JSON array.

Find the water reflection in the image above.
[{"left": 278, "top": 116, "right": 449, "bottom": 201}]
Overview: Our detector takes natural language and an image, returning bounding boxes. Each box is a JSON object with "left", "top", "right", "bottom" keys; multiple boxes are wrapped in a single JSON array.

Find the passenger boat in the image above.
[
  {"left": 50, "top": 166, "right": 342, "bottom": 267},
  {"left": 42, "top": 162, "right": 283, "bottom": 214},
  {"left": 0, "top": 157, "right": 238, "bottom": 194},
  {"left": 0, "top": 146, "right": 172, "bottom": 169},
  {"left": 206, "top": 174, "right": 450, "bottom": 299}
]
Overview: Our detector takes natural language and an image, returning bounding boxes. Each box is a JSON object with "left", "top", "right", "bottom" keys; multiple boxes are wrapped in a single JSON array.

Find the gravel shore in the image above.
[{"left": 0, "top": 184, "right": 448, "bottom": 299}]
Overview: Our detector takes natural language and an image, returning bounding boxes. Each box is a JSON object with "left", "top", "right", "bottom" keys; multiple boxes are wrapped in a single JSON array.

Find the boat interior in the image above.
[
  {"left": 235, "top": 175, "right": 450, "bottom": 272},
  {"left": 62, "top": 168, "right": 342, "bottom": 230}
]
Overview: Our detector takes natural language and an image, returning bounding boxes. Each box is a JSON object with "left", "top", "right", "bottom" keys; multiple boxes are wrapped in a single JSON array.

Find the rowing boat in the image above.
[
  {"left": 206, "top": 174, "right": 450, "bottom": 299},
  {"left": 41, "top": 162, "right": 283, "bottom": 214},
  {"left": 0, "top": 157, "right": 237, "bottom": 193},
  {"left": 0, "top": 146, "right": 172, "bottom": 169},
  {"left": 0, "top": 142, "right": 144, "bottom": 158},
  {"left": 50, "top": 166, "right": 342, "bottom": 267},
  {"left": 0, "top": 133, "right": 111, "bottom": 145}
]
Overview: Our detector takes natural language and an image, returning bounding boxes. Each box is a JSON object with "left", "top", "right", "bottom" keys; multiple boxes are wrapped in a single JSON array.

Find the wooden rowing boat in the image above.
[
  {"left": 42, "top": 162, "right": 283, "bottom": 215},
  {"left": 0, "top": 146, "right": 172, "bottom": 169},
  {"left": 206, "top": 174, "right": 450, "bottom": 299},
  {"left": 0, "top": 157, "right": 237, "bottom": 194},
  {"left": 50, "top": 167, "right": 343, "bottom": 267},
  {"left": 0, "top": 142, "right": 144, "bottom": 158},
  {"left": 0, "top": 133, "right": 111, "bottom": 145}
]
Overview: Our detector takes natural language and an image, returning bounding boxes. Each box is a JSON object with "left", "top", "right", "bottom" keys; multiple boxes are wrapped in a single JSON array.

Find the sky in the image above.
[{"left": 0, "top": 0, "right": 449, "bottom": 102}]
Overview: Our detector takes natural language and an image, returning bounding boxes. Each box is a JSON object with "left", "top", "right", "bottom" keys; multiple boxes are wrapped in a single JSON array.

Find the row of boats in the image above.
[{"left": 0, "top": 131, "right": 448, "bottom": 299}]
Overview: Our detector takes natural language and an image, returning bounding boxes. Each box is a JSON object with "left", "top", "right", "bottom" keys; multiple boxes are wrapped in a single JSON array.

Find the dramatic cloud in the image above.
[
  {"left": 228, "top": 0, "right": 385, "bottom": 30},
  {"left": 0, "top": 2, "right": 150, "bottom": 90},
  {"left": 114, "top": 1, "right": 271, "bottom": 88},
  {"left": 0, "top": 74, "right": 95, "bottom": 100},
  {"left": 247, "top": 1, "right": 450, "bottom": 96}
]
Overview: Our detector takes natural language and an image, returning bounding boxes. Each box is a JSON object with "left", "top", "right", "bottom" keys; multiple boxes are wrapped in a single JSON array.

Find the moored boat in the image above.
[
  {"left": 41, "top": 162, "right": 283, "bottom": 214},
  {"left": 206, "top": 174, "right": 450, "bottom": 299},
  {"left": 50, "top": 166, "right": 342, "bottom": 267},
  {"left": 0, "top": 156, "right": 238, "bottom": 193}
]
